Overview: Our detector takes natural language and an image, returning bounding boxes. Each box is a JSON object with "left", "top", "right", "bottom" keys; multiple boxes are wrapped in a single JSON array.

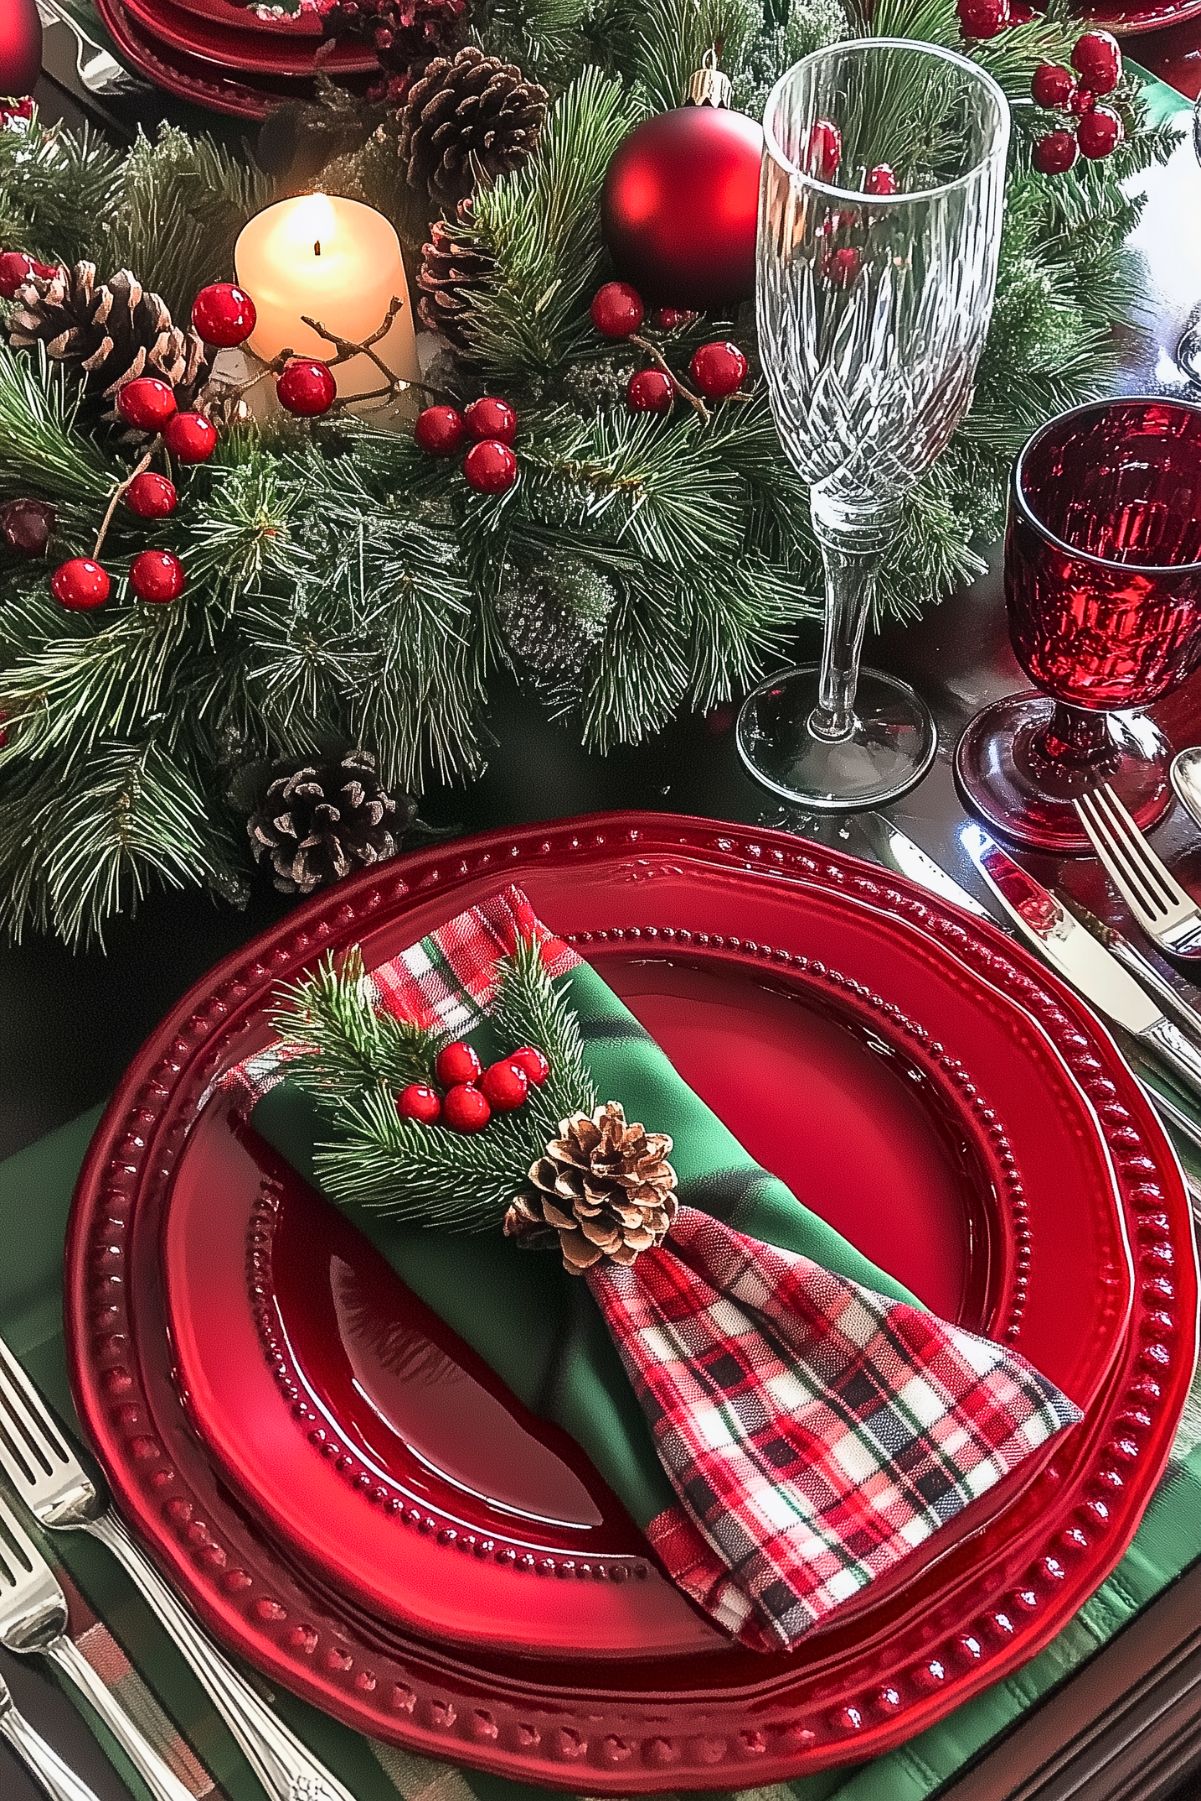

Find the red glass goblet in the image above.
[{"left": 956, "top": 398, "right": 1201, "bottom": 853}]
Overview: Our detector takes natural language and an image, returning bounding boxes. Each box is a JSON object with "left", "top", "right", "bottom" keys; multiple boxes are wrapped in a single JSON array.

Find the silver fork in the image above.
[
  {"left": 0, "top": 1333, "right": 355, "bottom": 1801},
  {"left": 0, "top": 1487, "right": 194, "bottom": 1801},
  {"left": 1075, "top": 784, "right": 1201, "bottom": 959},
  {"left": 1, "top": 1665, "right": 101, "bottom": 1801},
  {"left": 36, "top": 0, "right": 151, "bottom": 99}
]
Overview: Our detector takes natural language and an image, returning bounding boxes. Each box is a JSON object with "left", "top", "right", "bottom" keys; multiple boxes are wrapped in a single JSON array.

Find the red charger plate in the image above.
[
  {"left": 161, "top": 864, "right": 1134, "bottom": 1659},
  {"left": 65, "top": 816, "right": 1198, "bottom": 1792}
]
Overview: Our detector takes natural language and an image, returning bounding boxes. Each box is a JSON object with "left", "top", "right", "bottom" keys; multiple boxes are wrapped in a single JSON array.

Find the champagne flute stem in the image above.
[{"left": 809, "top": 527, "right": 885, "bottom": 742}]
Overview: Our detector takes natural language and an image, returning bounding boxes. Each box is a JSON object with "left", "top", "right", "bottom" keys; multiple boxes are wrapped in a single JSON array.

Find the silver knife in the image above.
[{"left": 964, "top": 824, "right": 1201, "bottom": 1105}]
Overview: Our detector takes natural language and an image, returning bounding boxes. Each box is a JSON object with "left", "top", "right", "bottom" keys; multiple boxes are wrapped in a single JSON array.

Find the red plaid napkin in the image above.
[{"left": 237, "top": 887, "right": 1080, "bottom": 1653}]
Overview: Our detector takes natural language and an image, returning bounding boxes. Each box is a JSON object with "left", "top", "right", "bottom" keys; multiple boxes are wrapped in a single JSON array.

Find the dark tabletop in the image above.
[{"left": 4, "top": 30, "right": 1201, "bottom": 1801}]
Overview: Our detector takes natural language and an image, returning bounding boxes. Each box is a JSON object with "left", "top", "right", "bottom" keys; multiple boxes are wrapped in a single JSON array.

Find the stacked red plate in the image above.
[
  {"left": 95, "top": 0, "right": 374, "bottom": 117},
  {"left": 65, "top": 814, "right": 1199, "bottom": 1792}
]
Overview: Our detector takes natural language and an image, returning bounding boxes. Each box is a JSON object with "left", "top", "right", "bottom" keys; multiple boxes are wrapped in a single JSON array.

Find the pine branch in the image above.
[
  {"left": 272, "top": 947, "right": 444, "bottom": 1105},
  {"left": 0, "top": 111, "right": 122, "bottom": 266},
  {"left": 0, "top": 345, "right": 117, "bottom": 533}
]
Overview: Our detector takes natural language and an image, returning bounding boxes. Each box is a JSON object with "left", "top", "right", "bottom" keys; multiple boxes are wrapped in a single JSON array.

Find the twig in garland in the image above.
[
  {"left": 299, "top": 297, "right": 438, "bottom": 410},
  {"left": 629, "top": 332, "right": 710, "bottom": 422},
  {"left": 92, "top": 436, "right": 161, "bottom": 560}
]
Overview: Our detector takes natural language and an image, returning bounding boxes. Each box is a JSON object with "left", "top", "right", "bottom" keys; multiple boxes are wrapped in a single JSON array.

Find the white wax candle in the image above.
[{"left": 234, "top": 193, "right": 419, "bottom": 404}]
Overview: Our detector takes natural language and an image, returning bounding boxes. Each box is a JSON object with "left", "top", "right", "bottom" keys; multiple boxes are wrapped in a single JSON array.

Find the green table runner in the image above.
[{"left": 2, "top": 1102, "right": 1199, "bottom": 1801}]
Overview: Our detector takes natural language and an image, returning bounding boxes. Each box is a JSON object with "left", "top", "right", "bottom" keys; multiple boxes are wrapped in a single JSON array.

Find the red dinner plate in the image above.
[
  {"left": 160, "top": 865, "right": 1133, "bottom": 1660},
  {"left": 168, "top": 0, "right": 331, "bottom": 36},
  {"left": 113, "top": 0, "right": 374, "bottom": 74},
  {"left": 94, "top": 0, "right": 327, "bottom": 114},
  {"left": 1080, "top": 0, "right": 1201, "bottom": 33},
  {"left": 66, "top": 816, "right": 1197, "bottom": 1792}
]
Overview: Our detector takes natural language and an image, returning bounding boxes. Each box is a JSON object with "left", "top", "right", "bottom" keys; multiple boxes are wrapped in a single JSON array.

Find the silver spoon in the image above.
[{"left": 1170, "top": 747, "right": 1201, "bottom": 829}]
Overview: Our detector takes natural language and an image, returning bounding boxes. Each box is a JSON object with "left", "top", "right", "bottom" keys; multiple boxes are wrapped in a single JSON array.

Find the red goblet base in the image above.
[{"left": 954, "top": 692, "right": 1172, "bottom": 854}]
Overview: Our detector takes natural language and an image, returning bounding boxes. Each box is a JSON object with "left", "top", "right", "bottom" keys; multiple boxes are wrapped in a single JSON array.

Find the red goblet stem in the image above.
[{"left": 1038, "top": 702, "right": 1112, "bottom": 767}]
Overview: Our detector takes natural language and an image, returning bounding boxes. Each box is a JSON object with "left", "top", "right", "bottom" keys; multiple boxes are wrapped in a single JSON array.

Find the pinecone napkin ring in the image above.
[{"left": 505, "top": 1102, "right": 678, "bottom": 1271}]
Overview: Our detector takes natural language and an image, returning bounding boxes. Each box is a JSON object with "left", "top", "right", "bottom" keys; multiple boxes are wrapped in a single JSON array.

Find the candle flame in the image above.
[{"left": 290, "top": 192, "right": 338, "bottom": 259}]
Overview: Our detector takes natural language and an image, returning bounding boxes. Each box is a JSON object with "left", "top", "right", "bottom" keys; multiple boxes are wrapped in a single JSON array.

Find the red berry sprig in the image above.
[
  {"left": 277, "top": 357, "right": 338, "bottom": 417},
  {"left": 958, "top": 0, "right": 1009, "bottom": 40},
  {"left": 586, "top": 282, "right": 747, "bottom": 423},
  {"left": 191, "top": 282, "right": 257, "bottom": 349},
  {"left": 398, "top": 1039, "right": 552, "bottom": 1134},
  {"left": 415, "top": 395, "right": 523, "bottom": 494},
  {"left": 130, "top": 549, "right": 187, "bottom": 605},
  {"left": 1031, "top": 32, "right": 1123, "bottom": 173},
  {"left": 690, "top": 340, "right": 748, "bottom": 399}
]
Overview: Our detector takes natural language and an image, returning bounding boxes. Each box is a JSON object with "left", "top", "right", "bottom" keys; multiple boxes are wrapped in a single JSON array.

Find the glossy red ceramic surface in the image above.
[
  {"left": 168, "top": 0, "right": 330, "bottom": 35},
  {"left": 115, "top": 0, "right": 373, "bottom": 74},
  {"left": 1082, "top": 0, "right": 1201, "bottom": 34},
  {"left": 94, "top": 0, "right": 319, "bottom": 115},
  {"left": 65, "top": 816, "right": 1198, "bottom": 1792}
]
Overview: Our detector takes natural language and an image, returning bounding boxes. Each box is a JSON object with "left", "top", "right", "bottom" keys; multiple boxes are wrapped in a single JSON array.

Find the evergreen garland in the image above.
[{"left": 0, "top": 0, "right": 1179, "bottom": 947}]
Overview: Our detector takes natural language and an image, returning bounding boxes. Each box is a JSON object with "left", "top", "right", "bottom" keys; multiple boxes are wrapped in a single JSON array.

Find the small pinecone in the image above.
[
  {"left": 504, "top": 1103, "right": 678, "bottom": 1275},
  {"left": 6, "top": 263, "right": 208, "bottom": 420},
  {"left": 417, "top": 204, "right": 493, "bottom": 349},
  {"left": 497, "top": 558, "right": 617, "bottom": 685},
  {"left": 247, "top": 750, "right": 416, "bottom": 895},
  {"left": 399, "top": 46, "right": 548, "bottom": 205}
]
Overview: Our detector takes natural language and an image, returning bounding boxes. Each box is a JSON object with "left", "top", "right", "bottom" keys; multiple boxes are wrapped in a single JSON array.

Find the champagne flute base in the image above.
[
  {"left": 736, "top": 665, "right": 937, "bottom": 810},
  {"left": 954, "top": 691, "right": 1172, "bottom": 854}
]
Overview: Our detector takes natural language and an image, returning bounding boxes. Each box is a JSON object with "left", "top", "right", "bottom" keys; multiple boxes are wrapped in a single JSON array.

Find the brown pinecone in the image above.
[
  {"left": 504, "top": 1103, "right": 678, "bottom": 1274},
  {"left": 6, "top": 263, "right": 208, "bottom": 420},
  {"left": 416, "top": 203, "right": 493, "bottom": 349},
  {"left": 247, "top": 750, "right": 416, "bottom": 895},
  {"left": 399, "top": 45, "right": 548, "bottom": 205}
]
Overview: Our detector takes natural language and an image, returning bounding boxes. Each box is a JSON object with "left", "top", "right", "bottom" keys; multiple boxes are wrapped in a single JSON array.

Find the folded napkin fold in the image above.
[{"left": 244, "top": 886, "right": 1079, "bottom": 1651}]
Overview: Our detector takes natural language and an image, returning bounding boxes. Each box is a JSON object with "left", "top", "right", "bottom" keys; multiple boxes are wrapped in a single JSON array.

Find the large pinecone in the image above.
[
  {"left": 247, "top": 750, "right": 416, "bottom": 895},
  {"left": 416, "top": 203, "right": 493, "bottom": 349},
  {"left": 504, "top": 1103, "right": 678, "bottom": 1274},
  {"left": 399, "top": 46, "right": 548, "bottom": 204},
  {"left": 6, "top": 264, "right": 208, "bottom": 419}
]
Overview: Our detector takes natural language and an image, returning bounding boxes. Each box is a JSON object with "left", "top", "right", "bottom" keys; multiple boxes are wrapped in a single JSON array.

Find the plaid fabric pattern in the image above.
[
  {"left": 593, "top": 1209, "right": 1081, "bottom": 1651},
  {"left": 235, "top": 887, "right": 1080, "bottom": 1652}
]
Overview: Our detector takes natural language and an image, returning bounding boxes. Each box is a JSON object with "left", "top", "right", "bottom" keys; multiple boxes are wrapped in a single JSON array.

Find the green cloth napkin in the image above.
[{"left": 255, "top": 952, "right": 921, "bottom": 1532}]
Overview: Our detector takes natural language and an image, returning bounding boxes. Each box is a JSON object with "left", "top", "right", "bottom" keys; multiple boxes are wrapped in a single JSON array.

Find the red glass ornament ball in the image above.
[
  {"left": 125, "top": 472, "right": 178, "bottom": 519},
  {"left": 1032, "top": 129, "right": 1079, "bottom": 175},
  {"left": 804, "top": 118, "right": 842, "bottom": 180},
  {"left": 0, "top": 250, "right": 32, "bottom": 299},
  {"left": 864, "top": 164, "right": 898, "bottom": 196},
  {"left": 463, "top": 439, "right": 519, "bottom": 495},
  {"left": 958, "top": 0, "right": 1010, "bottom": 38},
  {"left": 277, "top": 357, "right": 338, "bottom": 418},
  {"left": 690, "top": 340, "right": 748, "bottom": 400},
  {"left": 511, "top": 1045, "right": 550, "bottom": 1085},
  {"left": 464, "top": 395, "right": 518, "bottom": 444},
  {"left": 130, "top": 549, "right": 186, "bottom": 604},
  {"left": 480, "top": 1059, "right": 530, "bottom": 1113},
  {"left": 414, "top": 405, "right": 467, "bottom": 456},
  {"left": 442, "top": 1083, "right": 492, "bottom": 1133},
  {"left": 118, "top": 377, "right": 178, "bottom": 433},
  {"left": 191, "top": 282, "right": 257, "bottom": 349},
  {"left": 651, "top": 306, "right": 697, "bottom": 330},
  {"left": 1031, "top": 63, "right": 1077, "bottom": 110},
  {"left": 396, "top": 1083, "right": 442, "bottom": 1125},
  {"left": 164, "top": 410, "right": 218, "bottom": 463},
  {"left": 601, "top": 104, "right": 763, "bottom": 311},
  {"left": 435, "top": 1040, "right": 482, "bottom": 1087},
  {"left": 51, "top": 557, "right": 110, "bottom": 611},
  {"left": 627, "top": 368, "right": 674, "bottom": 414},
  {"left": 1077, "top": 105, "right": 1123, "bottom": 158},
  {"left": 0, "top": 0, "right": 43, "bottom": 101},
  {"left": 590, "top": 280, "right": 645, "bottom": 340},
  {"left": 1072, "top": 30, "right": 1121, "bottom": 95}
]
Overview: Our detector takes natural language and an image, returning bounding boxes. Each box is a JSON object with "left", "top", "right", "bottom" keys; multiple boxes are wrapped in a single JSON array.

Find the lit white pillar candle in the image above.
[{"left": 234, "top": 192, "right": 419, "bottom": 404}]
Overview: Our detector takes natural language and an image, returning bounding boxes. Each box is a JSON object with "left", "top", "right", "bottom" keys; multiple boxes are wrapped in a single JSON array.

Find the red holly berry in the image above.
[
  {"left": 589, "top": 280, "right": 645, "bottom": 339},
  {"left": 480, "top": 1058, "right": 530, "bottom": 1113},
  {"left": 117, "top": 377, "right": 178, "bottom": 433},
  {"left": 191, "top": 282, "right": 257, "bottom": 348},
  {"left": 690, "top": 341, "right": 748, "bottom": 400},
  {"left": 51, "top": 557, "right": 110, "bottom": 611},
  {"left": 414, "top": 404, "right": 467, "bottom": 456},
  {"left": 958, "top": 0, "right": 1009, "bottom": 37},
  {"left": 651, "top": 306, "right": 697, "bottom": 330},
  {"left": 463, "top": 439, "right": 519, "bottom": 494},
  {"left": 822, "top": 247, "right": 863, "bottom": 287},
  {"left": 1077, "top": 104, "right": 1123, "bottom": 158},
  {"left": 511, "top": 1046, "right": 550, "bottom": 1086},
  {"left": 1031, "top": 63, "right": 1077, "bottom": 110},
  {"left": 1032, "top": 129, "right": 1079, "bottom": 174},
  {"left": 442, "top": 1083, "right": 492, "bottom": 1133},
  {"left": 164, "top": 411, "right": 218, "bottom": 463},
  {"left": 124, "top": 472, "right": 178, "bottom": 519},
  {"left": 0, "top": 250, "right": 33, "bottom": 299},
  {"left": 396, "top": 1083, "right": 442, "bottom": 1125},
  {"left": 0, "top": 498, "right": 54, "bottom": 557},
  {"left": 864, "top": 164, "right": 898, "bottom": 196},
  {"left": 435, "top": 1041, "right": 482, "bottom": 1087},
  {"left": 804, "top": 119, "right": 842, "bottom": 180},
  {"left": 277, "top": 357, "right": 338, "bottom": 418},
  {"left": 129, "top": 549, "right": 186, "bottom": 604},
  {"left": 464, "top": 395, "right": 518, "bottom": 444},
  {"left": 627, "top": 368, "right": 674, "bottom": 414},
  {"left": 1072, "top": 30, "right": 1121, "bottom": 95}
]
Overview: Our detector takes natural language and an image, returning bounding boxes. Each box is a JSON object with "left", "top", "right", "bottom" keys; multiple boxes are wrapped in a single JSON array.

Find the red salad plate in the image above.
[
  {"left": 110, "top": 0, "right": 374, "bottom": 74},
  {"left": 65, "top": 816, "right": 1198, "bottom": 1792},
  {"left": 94, "top": 0, "right": 330, "bottom": 115},
  {"left": 167, "top": 0, "right": 331, "bottom": 36},
  {"left": 160, "top": 863, "right": 1134, "bottom": 1660}
]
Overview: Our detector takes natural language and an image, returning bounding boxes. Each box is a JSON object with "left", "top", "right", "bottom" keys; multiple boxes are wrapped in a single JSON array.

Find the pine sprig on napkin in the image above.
[{"left": 271, "top": 934, "right": 596, "bottom": 1232}]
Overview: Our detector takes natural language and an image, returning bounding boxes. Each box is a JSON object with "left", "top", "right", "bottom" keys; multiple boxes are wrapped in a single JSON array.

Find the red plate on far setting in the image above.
[
  {"left": 113, "top": 0, "right": 374, "bottom": 74},
  {"left": 167, "top": 0, "right": 331, "bottom": 36},
  {"left": 1079, "top": 0, "right": 1201, "bottom": 33},
  {"left": 65, "top": 816, "right": 1197, "bottom": 1792}
]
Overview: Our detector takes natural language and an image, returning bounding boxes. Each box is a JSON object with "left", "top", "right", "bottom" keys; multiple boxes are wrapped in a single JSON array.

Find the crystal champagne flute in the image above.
[{"left": 738, "top": 38, "right": 1010, "bottom": 809}]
